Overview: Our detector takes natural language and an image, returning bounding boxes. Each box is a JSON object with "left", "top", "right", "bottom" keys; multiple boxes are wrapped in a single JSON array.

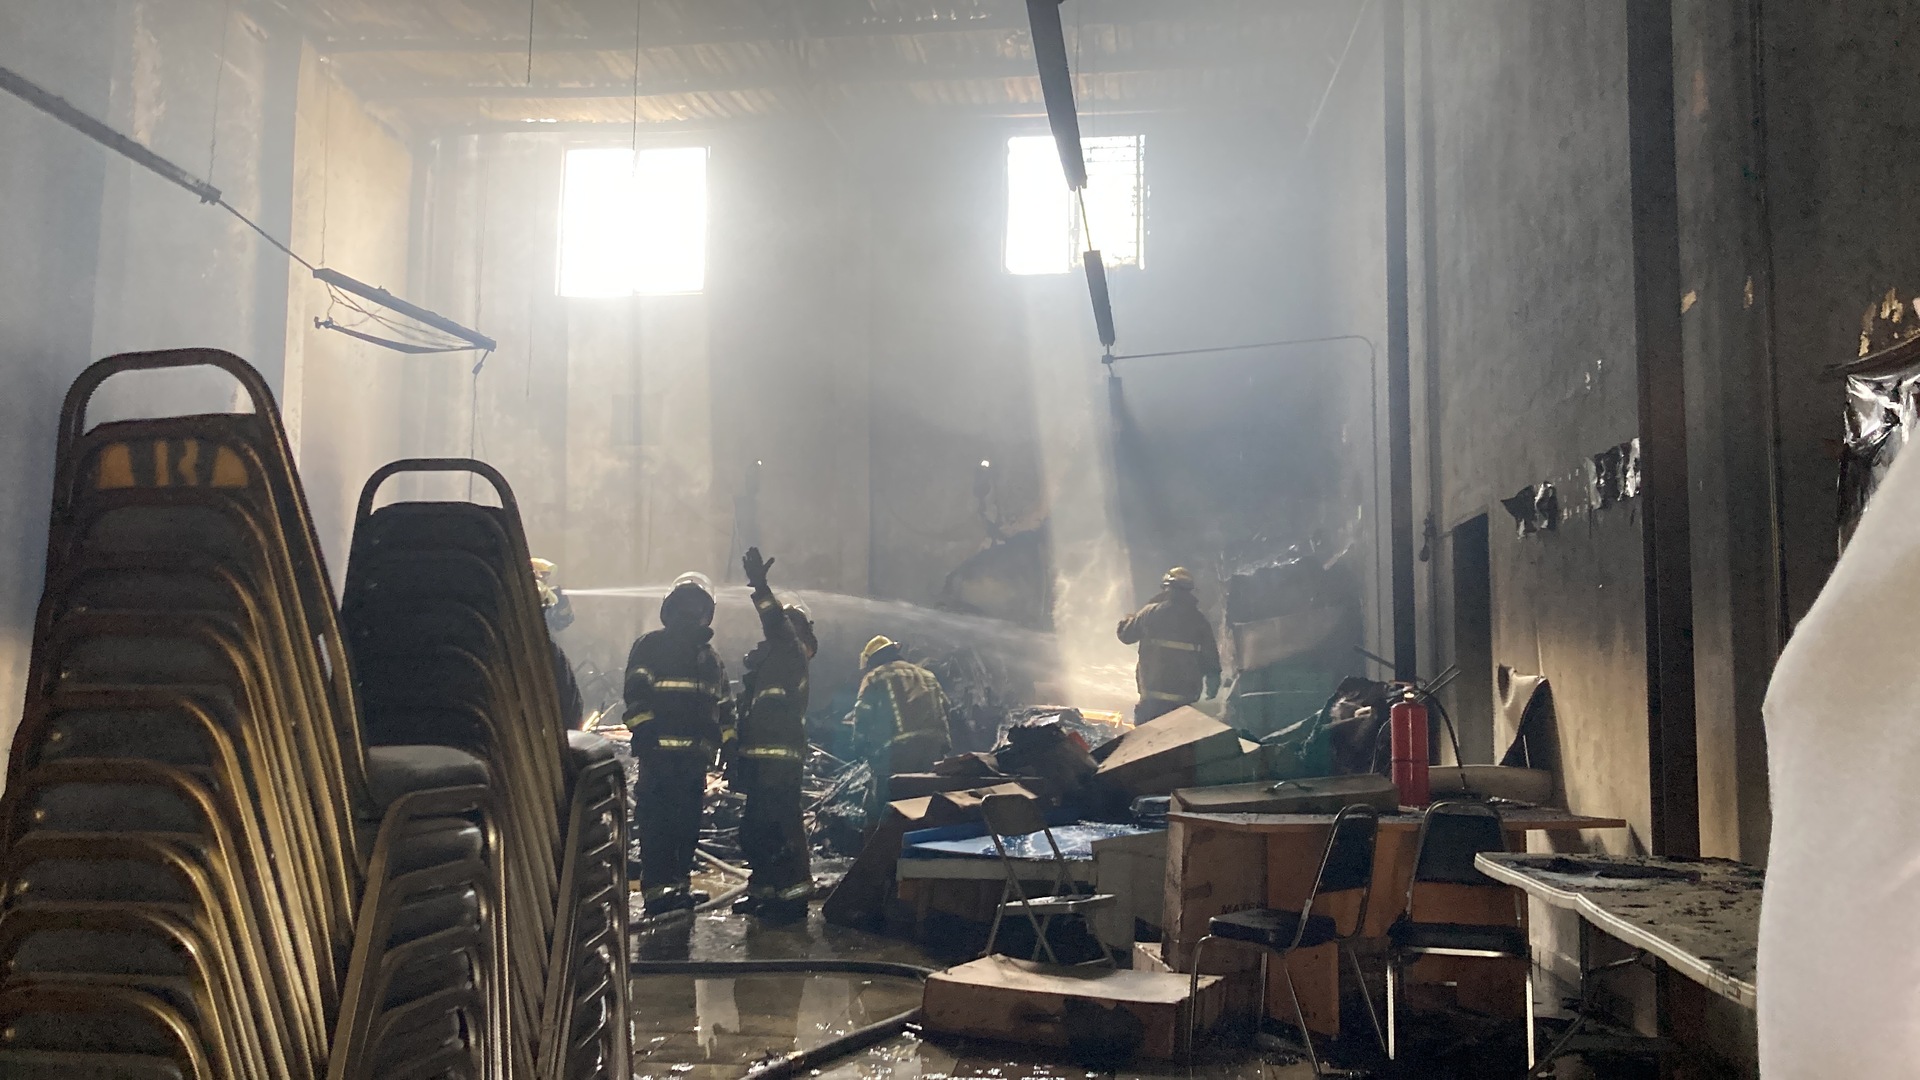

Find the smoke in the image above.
[{"left": 1022, "top": 291, "right": 1138, "bottom": 714}]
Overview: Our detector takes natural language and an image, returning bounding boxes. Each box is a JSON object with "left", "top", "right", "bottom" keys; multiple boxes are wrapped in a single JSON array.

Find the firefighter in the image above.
[
  {"left": 1116, "top": 567, "right": 1222, "bottom": 723},
  {"left": 729, "top": 547, "right": 817, "bottom": 922},
  {"left": 533, "top": 559, "right": 585, "bottom": 728},
  {"left": 624, "top": 572, "right": 733, "bottom": 916},
  {"left": 532, "top": 557, "right": 575, "bottom": 634},
  {"left": 850, "top": 636, "right": 953, "bottom": 820}
]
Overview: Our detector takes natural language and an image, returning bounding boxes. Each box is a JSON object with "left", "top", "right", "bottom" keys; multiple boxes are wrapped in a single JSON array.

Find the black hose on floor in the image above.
[
  {"left": 744, "top": 1007, "right": 923, "bottom": 1080},
  {"left": 627, "top": 958, "right": 935, "bottom": 1080}
]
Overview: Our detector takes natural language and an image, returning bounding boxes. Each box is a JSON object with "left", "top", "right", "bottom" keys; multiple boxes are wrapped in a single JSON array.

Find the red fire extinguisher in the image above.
[{"left": 1390, "top": 695, "right": 1431, "bottom": 808}]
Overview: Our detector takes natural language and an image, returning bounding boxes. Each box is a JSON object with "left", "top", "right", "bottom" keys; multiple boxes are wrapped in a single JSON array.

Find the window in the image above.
[
  {"left": 1004, "top": 134, "right": 1145, "bottom": 276},
  {"left": 558, "top": 146, "right": 709, "bottom": 297}
]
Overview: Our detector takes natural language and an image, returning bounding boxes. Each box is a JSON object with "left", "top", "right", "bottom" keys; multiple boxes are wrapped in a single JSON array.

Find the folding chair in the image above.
[
  {"left": 978, "top": 794, "right": 1118, "bottom": 965},
  {"left": 1185, "top": 804, "right": 1383, "bottom": 1077},
  {"left": 1383, "top": 800, "right": 1532, "bottom": 1066}
]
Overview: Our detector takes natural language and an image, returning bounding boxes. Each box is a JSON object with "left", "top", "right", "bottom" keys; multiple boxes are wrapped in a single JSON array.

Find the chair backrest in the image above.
[
  {"left": 1406, "top": 800, "right": 1507, "bottom": 909},
  {"left": 1299, "top": 804, "right": 1380, "bottom": 940},
  {"left": 980, "top": 793, "right": 1068, "bottom": 894}
]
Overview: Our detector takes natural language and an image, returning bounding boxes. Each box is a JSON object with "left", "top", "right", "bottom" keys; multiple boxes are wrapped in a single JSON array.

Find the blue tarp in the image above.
[{"left": 900, "top": 821, "right": 1156, "bottom": 861}]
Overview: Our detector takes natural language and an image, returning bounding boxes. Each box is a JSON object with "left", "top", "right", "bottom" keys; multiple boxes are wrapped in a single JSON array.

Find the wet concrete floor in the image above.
[
  {"left": 626, "top": 870, "right": 1649, "bottom": 1080},
  {"left": 628, "top": 872, "right": 1321, "bottom": 1080}
]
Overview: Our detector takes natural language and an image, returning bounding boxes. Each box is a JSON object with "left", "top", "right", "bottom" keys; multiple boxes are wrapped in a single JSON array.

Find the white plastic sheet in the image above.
[{"left": 1761, "top": 441, "right": 1920, "bottom": 1076}]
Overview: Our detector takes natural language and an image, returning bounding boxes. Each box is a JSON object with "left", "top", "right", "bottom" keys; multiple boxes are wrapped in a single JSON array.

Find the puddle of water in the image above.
[{"left": 627, "top": 908, "right": 1318, "bottom": 1080}]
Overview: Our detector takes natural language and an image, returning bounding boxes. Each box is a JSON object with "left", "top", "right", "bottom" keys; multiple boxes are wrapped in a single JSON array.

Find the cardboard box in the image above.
[
  {"left": 1160, "top": 815, "right": 1268, "bottom": 972},
  {"left": 824, "top": 783, "right": 1040, "bottom": 926},
  {"left": 1095, "top": 708, "right": 1248, "bottom": 796},
  {"left": 1134, "top": 942, "right": 1261, "bottom": 1024},
  {"left": 922, "top": 955, "right": 1225, "bottom": 1060},
  {"left": 1090, "top": 829, "right": 1169, "bottom": 947}
]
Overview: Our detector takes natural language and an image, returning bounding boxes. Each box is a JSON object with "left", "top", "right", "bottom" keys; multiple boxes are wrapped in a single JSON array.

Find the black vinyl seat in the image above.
[{"left": 1208, "top": 907, "right": 1342, "bottom": 952}]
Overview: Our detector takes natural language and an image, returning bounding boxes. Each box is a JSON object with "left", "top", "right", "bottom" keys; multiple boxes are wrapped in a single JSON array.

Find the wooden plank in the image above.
[
  {"left": 1404, "top": 954, "right": 1530, "bottom": 1019},
  {"left": 1162, "top": 816, "right": 1267, "bottom": 971},
  {"left": 1097, "top": 708, "right": 1246, "bottom": 795},
  {"left": 1409, "top": 882, "right": 1524, "bottom": 926},
  {"left": 1170, "top": 809, "right": 1630, "bottom": 834}
]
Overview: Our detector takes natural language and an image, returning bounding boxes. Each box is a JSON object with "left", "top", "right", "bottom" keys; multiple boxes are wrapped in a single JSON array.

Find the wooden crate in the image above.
[{"left": 923, "top": 955, "right": 1226, "bottom": 1060}]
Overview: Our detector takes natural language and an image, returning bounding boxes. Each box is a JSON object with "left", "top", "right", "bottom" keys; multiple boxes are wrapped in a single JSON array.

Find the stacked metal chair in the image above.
[
  {"left": 0, "top": 349, "right": 622, "bottom": 1079},
  {"left": 341, "top": 459, "right": 628, "bottom": 1080}
]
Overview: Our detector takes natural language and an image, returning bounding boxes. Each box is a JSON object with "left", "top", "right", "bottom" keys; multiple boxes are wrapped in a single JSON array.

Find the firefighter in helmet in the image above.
[
  {"left": 850, "top": 636, "right": 953, "bottom": 822},
  {"left": 1116, "top": 567, "right": 1222, "bottom": 723},
  {"left": 729, "top": 547, "right": 818, "bottom": 922},
  {"left": 624, "top": 572, "right": 733, "bottom": 916}
]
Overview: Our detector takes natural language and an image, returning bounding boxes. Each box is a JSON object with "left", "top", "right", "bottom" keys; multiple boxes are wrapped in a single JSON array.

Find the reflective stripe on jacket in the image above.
[{"left": 852, "top": 660, "right": 952, "bottom": 770}]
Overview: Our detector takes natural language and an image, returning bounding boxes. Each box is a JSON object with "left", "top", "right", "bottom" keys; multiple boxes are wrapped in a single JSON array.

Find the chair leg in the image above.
[
  {"left": 1279, "top": 956, "right": 1322, "bottom": 1079},
  {"left": 1524, "top": 962, "right": 1537, "bottom": 1071},
  {"left": 1186, "top": 936, "right": 1213, "bottom": 1062},
  {"left": 1032, "top": 913, "right": 1059, "bottom": 965},
  {"left": 1258, "top": 952, "right": 1269, "bottom": 1037},
  {"left": 1344, "top": 943, "right": 1386, "bottom": 1055},
  {"left": 1385, "top": 957, "right": 1399, "bottom": 1061},
  {"left": 984, "top": 882, "right": 1008, "bottom": 959}
]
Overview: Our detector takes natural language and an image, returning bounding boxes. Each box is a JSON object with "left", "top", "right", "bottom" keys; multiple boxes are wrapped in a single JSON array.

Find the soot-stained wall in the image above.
[
  {"left": 1407, "top": 1, "right": 1653, "bottom": 846},
  {"left": 425, "top": 103, "right": 1375, "bottom": 700},
  {"left": 0, "top": 1, "right": 444, "bottom": 781}
]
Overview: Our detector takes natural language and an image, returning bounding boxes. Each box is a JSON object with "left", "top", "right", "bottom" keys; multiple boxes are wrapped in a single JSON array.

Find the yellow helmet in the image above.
[
  {"left": 530, "top": 558, "right": 556, "bottom": 577},
  {"left": 860, "top": 635, "right": 899, "bottom": 669},
  {"left": 1163, "top": 566, "right": 1196, "bottom": 590}
]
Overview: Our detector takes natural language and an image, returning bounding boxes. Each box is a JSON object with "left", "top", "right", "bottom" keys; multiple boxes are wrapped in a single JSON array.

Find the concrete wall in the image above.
[
  {"left": 1405, "top": 1, "right": 1653, "bottom": 845},
  {"left": 0, "top": 2, "right": 432, "bottom": 779},
  {"left": 283, "top": 45, "right": 441, "bottom": 573}
]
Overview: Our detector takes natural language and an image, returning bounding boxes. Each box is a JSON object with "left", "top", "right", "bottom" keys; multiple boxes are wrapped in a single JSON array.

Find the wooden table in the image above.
[
  {"left": 1474, "top": 853, "right": 1759, "bottom": 1009},
  {"left": 1165, "top": 807, "right": 1628, "bottom": 1035}
]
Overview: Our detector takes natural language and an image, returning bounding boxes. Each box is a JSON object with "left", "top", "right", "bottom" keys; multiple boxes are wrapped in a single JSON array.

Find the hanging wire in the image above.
[
  {"left": 320, "top": 68, "right": 334, "bottom": 265},
  {"left": 641, "top": 0, "right": 656, "bottom": 152},
  {"left": 219, "top": 198, "right": 315, "bottom": 271},
  {"left": 1297, "top": 0, "right": 1374, "bottom": 158},
  {"left": 526, "top": 0, "right": 537, "bottom": 84},
  {"left": 205, "top": 0, "right": 235, "bottom": 180}
]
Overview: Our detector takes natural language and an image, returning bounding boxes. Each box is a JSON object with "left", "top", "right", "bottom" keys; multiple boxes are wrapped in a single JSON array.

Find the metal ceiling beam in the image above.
[
  {"left": 354, "top": 50, "right": 1294, "bottom": 102},
  {"left": 319, "top": 15, "right": 1026, "bottom": 55},
  {"left": 316, "top": 0, "right": 1302, "bottom": 56},
  {"left": 424, "top": 102, "right": 1190, "bottom": 136}
]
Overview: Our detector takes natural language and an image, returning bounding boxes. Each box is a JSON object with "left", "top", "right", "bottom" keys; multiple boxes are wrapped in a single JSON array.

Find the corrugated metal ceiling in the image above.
[{"left": 287, "top": 0, "right": 1361, "bottom": 132}]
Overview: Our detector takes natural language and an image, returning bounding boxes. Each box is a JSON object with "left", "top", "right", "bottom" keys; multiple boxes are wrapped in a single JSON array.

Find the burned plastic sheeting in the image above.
[
  {"left": 1842, "top": 366, "right": 1920, "bottom": 548},
  {"left": 990, "top": 712, "right": 1102, "bottom": 804},
  {"left": 1501, "top": 482, "right": 1561, "bottom": 538},
  {"left": 1589, "top": 439, "right": 1643, "bottom": 510},
  {"left": 902, "top": 822, "right": 1151, "bottom": 861},
  {"left": 1259, "top": 675, "right": 1399, "bottom": 778},
  {"left": 1838, "top": 290, "right": 1920, "bottom": 547}
]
